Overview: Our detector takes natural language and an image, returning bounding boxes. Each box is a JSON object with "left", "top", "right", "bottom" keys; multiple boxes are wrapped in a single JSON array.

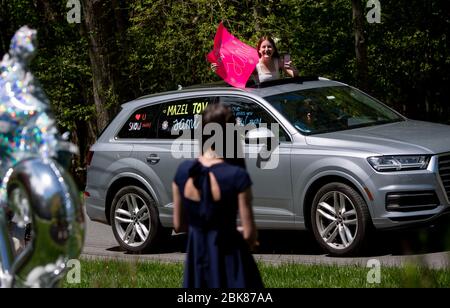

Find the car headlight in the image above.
[{"left": 367, "top": 155, "right": 430, "bottom": 172}]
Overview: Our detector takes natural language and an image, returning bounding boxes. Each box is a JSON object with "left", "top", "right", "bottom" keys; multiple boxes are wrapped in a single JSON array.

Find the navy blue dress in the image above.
[{"left": 174, "top": 159, "right": 263, "bottom": 288}]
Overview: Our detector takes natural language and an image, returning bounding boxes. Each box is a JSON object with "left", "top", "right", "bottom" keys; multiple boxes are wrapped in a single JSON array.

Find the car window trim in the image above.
[
  {"left": 217, "top": 94, "right": 294, "bottom": 144},
  {"left": 113, "top": 93, "right": 294, "bottom": 143}
]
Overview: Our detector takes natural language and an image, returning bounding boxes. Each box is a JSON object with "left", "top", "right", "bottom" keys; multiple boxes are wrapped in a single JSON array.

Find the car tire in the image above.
[
  {"left": 110, "top": 186, "right": 165, "bottom": 253},
  {"left": 310, "top": 182, "right": 370, "bottom": 256}
]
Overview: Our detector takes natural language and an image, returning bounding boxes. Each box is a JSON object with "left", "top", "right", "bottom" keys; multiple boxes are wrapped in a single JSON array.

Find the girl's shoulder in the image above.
[
  {"left": 177, "top": 159, "right": 197, "bottom": 171},
  {"left": 174, "top": 159, "right": 197, "bottom": 183}
]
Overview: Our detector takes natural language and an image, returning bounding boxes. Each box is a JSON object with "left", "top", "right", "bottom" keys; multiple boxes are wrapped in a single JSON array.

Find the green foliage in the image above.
[
  {"left": 126, "top": 0, "right": 356, "bottom": 93},
  {"left": 34, "top": 38, "right": 93, "bottom": 131},
  {"left": 127, "top": 0, "right": 247, "bottom": 94},
  {"left": 366, "top": 0, "right": 450, "bottom": 122},
  {"left": 1, "top": 0, "right": 94, "bottom": 131},
  {"left": 1, "top": 0, "right": 449, "bottom": 172}
]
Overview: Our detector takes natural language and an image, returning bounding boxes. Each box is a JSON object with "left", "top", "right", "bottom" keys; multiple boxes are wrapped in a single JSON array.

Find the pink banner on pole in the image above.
[{"left": 207, "top": 22, "right": 259, "bottom": 88}]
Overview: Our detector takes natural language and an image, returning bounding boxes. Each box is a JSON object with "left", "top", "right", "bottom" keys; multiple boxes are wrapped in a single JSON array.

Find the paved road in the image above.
[{"left": 82, "top": 217, "right": 450, "bottom": 269}]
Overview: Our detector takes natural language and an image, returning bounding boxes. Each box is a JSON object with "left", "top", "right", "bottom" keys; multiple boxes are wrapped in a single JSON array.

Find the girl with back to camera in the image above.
[{"left": 172, "top": 103, "right": 263, "bottom": 288}]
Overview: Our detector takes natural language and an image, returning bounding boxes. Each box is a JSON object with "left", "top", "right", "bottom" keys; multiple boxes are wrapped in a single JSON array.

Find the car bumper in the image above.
[
  {"left": 366, "top": 156, "right": 450, "bottom": 229},
  {"left": 85, "top": 195, "right": 109, "bottom": 224}
]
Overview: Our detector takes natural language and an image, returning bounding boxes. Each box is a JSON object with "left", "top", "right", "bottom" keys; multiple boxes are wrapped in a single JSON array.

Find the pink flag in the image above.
[{"left": 207, "top": 22, "right": 259, "bottom": 88}]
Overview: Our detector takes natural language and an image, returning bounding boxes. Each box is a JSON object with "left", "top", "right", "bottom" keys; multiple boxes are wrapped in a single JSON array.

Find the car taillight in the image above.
[{"left": 86, "top": 150, "right": 94, "bottom": 166}]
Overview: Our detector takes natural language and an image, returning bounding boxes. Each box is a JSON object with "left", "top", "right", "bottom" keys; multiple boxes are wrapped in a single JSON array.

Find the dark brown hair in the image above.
[
  {"left": 256, "top": 36, "right": 280, "bottom": 59},
  {"left": 200, "top": 103, "right": 246, "bottom": 168}
]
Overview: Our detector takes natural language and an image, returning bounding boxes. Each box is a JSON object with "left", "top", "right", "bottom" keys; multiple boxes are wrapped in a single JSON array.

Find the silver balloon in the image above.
[
  {"left": 5, "top": 158, "right": 84, "bottom": 287},
  {"left": 0, "top": 26, "right": 85, "bottom": 288}
]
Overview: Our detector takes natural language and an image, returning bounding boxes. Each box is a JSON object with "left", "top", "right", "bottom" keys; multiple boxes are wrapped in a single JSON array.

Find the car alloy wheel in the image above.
[
  {"left": 111, "top": 186, "right": 160, "bottom": 252},
  {"left": 311, "top": 182, "right": 370, "bottom": 256},
  {"left": 315, "top": 191, "right": 358, "bottom": 250}
]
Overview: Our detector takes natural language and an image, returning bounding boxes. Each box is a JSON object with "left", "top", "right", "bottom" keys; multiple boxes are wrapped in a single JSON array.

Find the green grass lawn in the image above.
[{"left": 62, "top": 258, "right": 450, "bottom": 288}]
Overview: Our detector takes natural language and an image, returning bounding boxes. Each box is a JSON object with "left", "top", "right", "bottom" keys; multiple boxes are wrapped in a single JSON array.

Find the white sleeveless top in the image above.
[{"left": 256, "top": 60, "right": 280, "bottom": 83}]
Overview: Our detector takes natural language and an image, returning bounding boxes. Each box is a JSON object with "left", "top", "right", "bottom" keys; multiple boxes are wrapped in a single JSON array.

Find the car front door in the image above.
[{"left": 219, "top": 96, "right": 294, "bottom": 228}]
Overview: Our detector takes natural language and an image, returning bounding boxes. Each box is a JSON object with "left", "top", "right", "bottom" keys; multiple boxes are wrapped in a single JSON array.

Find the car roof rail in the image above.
[
  {"left": 185, "top": 80, "right": 231, "bottom": 89},
  {"left": 184, "top": 76, "right": 320, "bottom": 90},
  {"left": 246, "top": 76, "right": 320, "bottom": 88}
]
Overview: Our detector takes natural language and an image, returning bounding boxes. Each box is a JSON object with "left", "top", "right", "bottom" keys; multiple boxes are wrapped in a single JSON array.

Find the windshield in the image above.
[{"left": 265, "top": 86, "right": 404, "bottom": 135}]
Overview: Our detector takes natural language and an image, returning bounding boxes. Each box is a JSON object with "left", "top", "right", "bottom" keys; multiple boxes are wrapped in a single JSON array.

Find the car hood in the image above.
[{"left": 305, "top": 120, "right": 450, "bottom": 155}]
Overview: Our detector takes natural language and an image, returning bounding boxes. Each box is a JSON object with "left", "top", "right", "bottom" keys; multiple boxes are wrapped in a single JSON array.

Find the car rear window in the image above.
[
  {"left": 117, "top": 104, "right": 160, "bottom": 139},
  {"left": 157, "top": 97, "right": 213, "bottom": 139}
]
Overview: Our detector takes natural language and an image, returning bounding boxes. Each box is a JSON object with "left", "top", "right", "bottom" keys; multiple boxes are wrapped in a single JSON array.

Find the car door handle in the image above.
[{"left": 146, "top": 154, "right": 160, "bottom": 165}]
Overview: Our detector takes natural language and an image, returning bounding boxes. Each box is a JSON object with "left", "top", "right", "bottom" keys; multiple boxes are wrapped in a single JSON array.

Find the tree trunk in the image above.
[
  {"left": 352, "top": 0, "right": 369, "bottom": 92},
  {"left": 110, "top": 0, "right": 135, "bottom": 100},
  {"left": 111, "top": 0, "right": 128, "bottom": 45},
  {"left": 253, "top": 1, "right": 263, "bottom": 33},
  {"left": 81, "top": 0, "right": 121, "bottom": 132}
]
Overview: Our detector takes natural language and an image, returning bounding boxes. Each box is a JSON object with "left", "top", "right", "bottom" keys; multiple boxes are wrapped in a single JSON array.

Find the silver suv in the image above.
[{"left": 85, "top": 77, "right": 450, "bottom": 256}]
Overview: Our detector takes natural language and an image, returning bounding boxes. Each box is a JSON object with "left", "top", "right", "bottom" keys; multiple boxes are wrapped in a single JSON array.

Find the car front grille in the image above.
[{"left": 438, "top": 153, "right": 450, "bottom": 201}]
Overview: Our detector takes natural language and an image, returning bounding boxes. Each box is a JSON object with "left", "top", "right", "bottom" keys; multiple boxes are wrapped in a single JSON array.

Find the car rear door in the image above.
[{"left": 132, "top": 97, "right": 213, "bottom": 223}]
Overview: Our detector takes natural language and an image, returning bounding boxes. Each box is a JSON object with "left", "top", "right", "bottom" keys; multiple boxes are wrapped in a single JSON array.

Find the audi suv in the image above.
[{"left": 85, "top": 77, "right": 450, "bottom": 255}]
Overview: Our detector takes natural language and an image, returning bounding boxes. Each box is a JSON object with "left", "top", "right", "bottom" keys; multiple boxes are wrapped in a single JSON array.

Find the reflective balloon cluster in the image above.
[
  {"left": 0, "top": 27, "right": 57, "bottom": 194},
  {"left": 0, "top": 26, "right": 85, "bottom": 288}
]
